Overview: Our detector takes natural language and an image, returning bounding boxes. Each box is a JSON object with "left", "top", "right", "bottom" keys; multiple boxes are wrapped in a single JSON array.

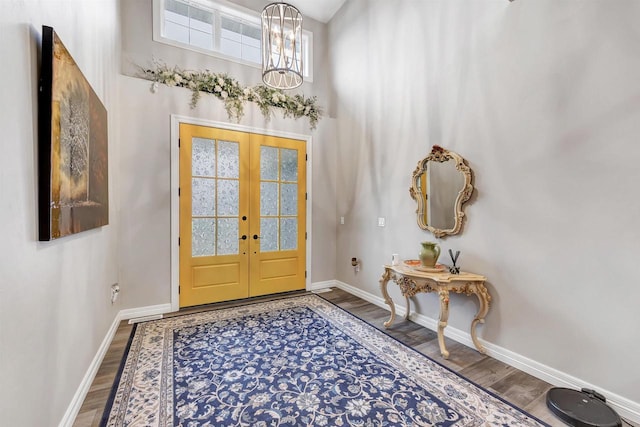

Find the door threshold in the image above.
[{"left": 176, "top": 290, "right": 309, "bottom": 316}]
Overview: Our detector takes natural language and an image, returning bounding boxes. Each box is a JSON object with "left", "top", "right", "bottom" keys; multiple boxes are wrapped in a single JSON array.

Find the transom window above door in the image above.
[{"left": 152, "top": 0, "right": 313, "bottom": 80}]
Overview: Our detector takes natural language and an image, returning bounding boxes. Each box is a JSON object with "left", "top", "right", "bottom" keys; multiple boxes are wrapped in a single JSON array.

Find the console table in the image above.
[{"left": 379, "top": 264, "right": 491, "bottom": 359}]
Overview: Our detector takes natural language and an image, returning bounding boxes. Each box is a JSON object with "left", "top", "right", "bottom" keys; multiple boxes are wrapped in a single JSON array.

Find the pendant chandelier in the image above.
[{"left": 261, "top": 2, "right": 303, "bottom": 90}]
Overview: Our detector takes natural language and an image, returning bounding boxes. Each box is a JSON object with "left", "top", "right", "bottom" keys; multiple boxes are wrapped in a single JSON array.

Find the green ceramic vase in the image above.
[{"left": 419, "top": 241, "right": 440, "bottom": 267}]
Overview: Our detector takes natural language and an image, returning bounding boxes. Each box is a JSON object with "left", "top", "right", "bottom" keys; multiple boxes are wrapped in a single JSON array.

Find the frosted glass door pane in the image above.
[
  {"left": 192, "top": 218, "right": 216, "bottom": 256},
  {"left": 261, "top": 146, "right": 278, "bottom": 180},
  {"left": 217, "top": 218, "right": 239, "bottom": 255},
  {"left": 280, "top": 149, "right": 298, "bottom": 182},
  {"left": 217, "top": 141, "right": 239, "bottom": 178},
  {"left": 260, "top": 182, "right": 278, "bottom": 216},
  {"left": 192, "top": 138, "right": 216, "bottom": 177},
  {"left": 280, "top": 183, "right": 297, "bottom": 215},
  {"left": 260, "top": 218, "right": 278, "bottom": 252},
  {"left": 280, "top": 218, "right": 297, "bottom": 250},
  {"left": 217, "top": 180, "right": 239, "bottom": 216},
  {"left": 192, "top": 178, "right": 215, "bottom": 216}
]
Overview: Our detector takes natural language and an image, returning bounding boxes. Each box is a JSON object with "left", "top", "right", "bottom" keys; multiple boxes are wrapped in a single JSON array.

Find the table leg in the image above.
[
  {"left": 470, "top": 283, "right": 491, "bottom": 354},
  {"left": 404, "top": 295, "right": 411, "bottom": 320},
  {"left": 380, "top": 269, "right": 396, "bottom": 328},
  {"left": 437, "top": 289, "right": 450, "bottom": 359}
]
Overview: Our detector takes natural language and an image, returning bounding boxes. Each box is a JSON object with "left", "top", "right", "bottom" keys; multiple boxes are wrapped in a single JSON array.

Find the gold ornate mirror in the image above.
[{"left": 409, "top": 145, "right": 474, "bottom": 238}]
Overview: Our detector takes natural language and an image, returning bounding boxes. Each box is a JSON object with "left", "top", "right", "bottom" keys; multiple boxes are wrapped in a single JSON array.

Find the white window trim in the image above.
[{"left": 152, "top": 0, "right": 314, "bottom": 82}]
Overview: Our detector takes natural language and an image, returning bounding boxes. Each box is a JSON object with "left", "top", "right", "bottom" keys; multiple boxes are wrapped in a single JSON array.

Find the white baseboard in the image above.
[
  {"left": 332, "top": 279, "right": 409, "bottom": 317},
  {"left": 58, "top": 313, "right": 122, "bottom": 427},
  {"left": 309, "top": 280, "right": 337, "bottom": 292},
  {"left": 60, "top": 302, "right": 175, "bottom": 427},
  {"left": 119, "top": 303, "right": 173, "bottom": 321},
  {"left": 332, "top": 280, "right": 640, "bottom": 424}
]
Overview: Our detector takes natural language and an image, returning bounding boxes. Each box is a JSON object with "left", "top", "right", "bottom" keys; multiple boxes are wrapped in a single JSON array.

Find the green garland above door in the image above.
[{"left": 141, "top": 62, "right": 322, "bottom": 130}]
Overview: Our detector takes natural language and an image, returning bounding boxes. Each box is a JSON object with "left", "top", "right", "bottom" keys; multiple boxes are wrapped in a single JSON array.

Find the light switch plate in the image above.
[
  {"left": 377, "top": 217, "right": 385, "bottom": 227},
  {"left": 340, "top": 216, "right": 345, "bottom": 225}
]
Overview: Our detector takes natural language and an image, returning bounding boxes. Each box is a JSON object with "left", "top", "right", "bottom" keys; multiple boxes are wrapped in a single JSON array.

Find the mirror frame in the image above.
[{"left": 409, "top": 145, "right": 474, "bottom": 238}]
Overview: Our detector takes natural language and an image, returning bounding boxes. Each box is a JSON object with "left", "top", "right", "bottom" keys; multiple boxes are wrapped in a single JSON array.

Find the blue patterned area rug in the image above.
[{"left": 102, "top": 294, "right": 549, "bottom": 426}]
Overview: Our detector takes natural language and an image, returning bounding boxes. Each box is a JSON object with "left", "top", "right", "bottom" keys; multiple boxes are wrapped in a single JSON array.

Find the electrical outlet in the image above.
[
  {"left": 377, "top": 217, "right": 385, "bottom": 227},
  {"left": 111, "top": 283, "right": 120, "bottom": 304},
  {"left": 340, "top": 216, "right": 345, "bottom": 225}
]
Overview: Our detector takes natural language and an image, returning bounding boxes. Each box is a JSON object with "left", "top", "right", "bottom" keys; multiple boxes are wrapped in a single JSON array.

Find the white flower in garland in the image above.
[{"left": 140, "top": 61, "right": 321, "bottom": 130}]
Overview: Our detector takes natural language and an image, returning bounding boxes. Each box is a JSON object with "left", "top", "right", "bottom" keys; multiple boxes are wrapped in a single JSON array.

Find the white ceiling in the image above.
[{"left": 292, "top": 0, "right": 347, "bottom": 23}]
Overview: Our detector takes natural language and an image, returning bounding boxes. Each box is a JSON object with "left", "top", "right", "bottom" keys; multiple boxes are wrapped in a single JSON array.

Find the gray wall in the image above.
[
  {"left": 0, "top": 0, "right": 121, "bottom": 425},
  {"left": 329, "top": 0, "right": 640, "bottom": 406}
]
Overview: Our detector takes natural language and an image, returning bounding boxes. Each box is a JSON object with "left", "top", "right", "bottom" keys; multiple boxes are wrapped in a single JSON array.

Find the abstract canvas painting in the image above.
[{"left": 38, "top": 26, "right": 108, "bottom": 240}]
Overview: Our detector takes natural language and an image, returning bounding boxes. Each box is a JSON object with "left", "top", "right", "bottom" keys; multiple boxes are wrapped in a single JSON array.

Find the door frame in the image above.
[{"left": 169, "top": 115, "right": 313, "bottom": 311}]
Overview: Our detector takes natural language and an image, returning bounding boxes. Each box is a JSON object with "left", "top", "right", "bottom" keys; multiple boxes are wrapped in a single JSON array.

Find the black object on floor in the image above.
[{"left": 546, "top": 387, "right": 622, "bottom": 427}]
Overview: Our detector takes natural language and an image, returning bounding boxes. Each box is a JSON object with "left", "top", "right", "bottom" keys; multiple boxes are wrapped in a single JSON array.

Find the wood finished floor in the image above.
[{"left": 73, "top": 288, "right": 632, "bottom": 426}]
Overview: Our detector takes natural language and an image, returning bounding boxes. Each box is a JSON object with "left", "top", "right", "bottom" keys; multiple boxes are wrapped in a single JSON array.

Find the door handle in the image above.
[
  {"left": 239, "top": 235, "right": 247, "bottom": 240},
  {"left": 253, "top": 234, "right": 260, "bottom": 240}
]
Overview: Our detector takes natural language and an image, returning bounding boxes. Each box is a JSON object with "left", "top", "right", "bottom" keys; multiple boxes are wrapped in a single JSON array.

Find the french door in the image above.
[{"left": 178, "top": 124, "right": 306, "bottom": 307}]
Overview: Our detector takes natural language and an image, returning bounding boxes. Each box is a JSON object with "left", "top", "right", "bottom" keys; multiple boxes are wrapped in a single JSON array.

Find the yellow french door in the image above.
[
  {"left": 248, "top": 135, "right": 307, "bottom": 297},
  {"left": 179, "top": 124, "right": 306, "bottom": 307}
]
